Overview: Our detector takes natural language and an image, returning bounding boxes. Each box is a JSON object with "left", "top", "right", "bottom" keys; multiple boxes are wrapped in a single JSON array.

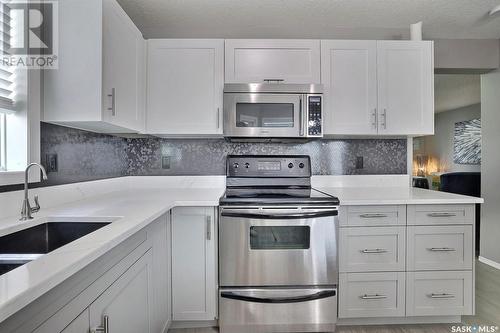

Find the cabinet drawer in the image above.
[
  {"left": 339, "top": 272, "right": 405, "bottom": 318},
  {"left": 406, "top": 271, "right": 473, "bottom": 316},
  {"left": 407, "top": 205, "right": 474, "bottom": 225},
  {"left": 407, "top": 225, "right": 473, "bottom": 271},
  {"left": 340, "top": 205, "right": 406, "bottom": 227},
  {"left": 339, "top": 227, "right": 405, "bottom": 272}
]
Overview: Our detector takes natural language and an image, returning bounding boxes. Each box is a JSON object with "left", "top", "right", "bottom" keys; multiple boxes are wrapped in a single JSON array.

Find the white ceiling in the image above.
[
  {"left": 117, "top": 0, "right": 500, "bottom": 39},
  {"left": 435, "top": 75, "right": 481, "bottom": 113}
]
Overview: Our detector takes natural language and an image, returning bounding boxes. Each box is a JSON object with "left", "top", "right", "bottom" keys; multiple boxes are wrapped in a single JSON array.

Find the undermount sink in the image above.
[{"left": 0, "top": 222, "right": 110, "bottom": 276}]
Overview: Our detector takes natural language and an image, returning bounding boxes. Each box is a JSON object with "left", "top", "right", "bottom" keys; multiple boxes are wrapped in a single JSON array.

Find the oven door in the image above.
[
  {"left": 223, "top": 93, "right": 304, "bottom": 137},
  {"left": 219, "top": 207, "right": 338, "bottom": 286},
  {"left": 219, "top": 287, "right": 337, "bottom": 333}
]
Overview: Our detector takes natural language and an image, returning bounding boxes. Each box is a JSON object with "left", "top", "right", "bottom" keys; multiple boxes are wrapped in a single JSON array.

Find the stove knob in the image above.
[
  {"left": 233, "top": 163, "right": 239, "bottom": 169},
  {"left": 299, "top": 163, "right": 305, "bottom": 169},
  {"left": 245, "top": 163, "right": 250, "bottom": 169},
  {"left": 288, "top": 163, "right": 294, "bottom": 169}
]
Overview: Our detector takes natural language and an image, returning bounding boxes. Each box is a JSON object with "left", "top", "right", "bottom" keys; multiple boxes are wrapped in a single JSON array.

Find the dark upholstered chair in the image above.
[{"left": 440, "top": 172, "right": 481, "bottom": 254}]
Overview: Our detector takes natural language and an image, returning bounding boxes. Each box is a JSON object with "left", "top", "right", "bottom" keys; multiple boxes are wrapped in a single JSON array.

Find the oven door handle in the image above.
[
  {"left": 220, "top": 290, "right": 336, "bottom": 304},
  {"left": 220, "top": 210, "right": 338, "bottom": 219}
]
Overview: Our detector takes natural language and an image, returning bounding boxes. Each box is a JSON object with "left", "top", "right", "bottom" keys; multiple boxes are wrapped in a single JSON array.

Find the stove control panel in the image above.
[{"left": 227, "top": 155, "right": 311, "bottom": 177}]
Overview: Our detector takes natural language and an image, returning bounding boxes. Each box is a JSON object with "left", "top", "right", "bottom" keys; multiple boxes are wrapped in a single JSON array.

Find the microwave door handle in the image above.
[
  {"left": 220, "top": 210, "right": 338, "bottom": 219},
  {"left": 299, "top": 96, "right": 304, "bottom": 136},
  {"left": 220, "top": 290, "right": 336, "bottom": 304}
]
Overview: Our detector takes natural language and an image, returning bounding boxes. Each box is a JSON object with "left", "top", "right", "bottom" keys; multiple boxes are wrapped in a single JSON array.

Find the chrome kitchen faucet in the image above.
[{"left": 20, "top": 163, "right": 48, "bottom": 221}]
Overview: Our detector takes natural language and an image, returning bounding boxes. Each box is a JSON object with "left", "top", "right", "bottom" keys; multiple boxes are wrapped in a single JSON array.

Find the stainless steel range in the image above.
[{"left": 219, "top": 155, "right": 340, "bottom": 333}]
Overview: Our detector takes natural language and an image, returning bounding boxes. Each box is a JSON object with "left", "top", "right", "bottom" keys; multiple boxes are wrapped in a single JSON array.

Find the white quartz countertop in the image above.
[
  {"left": 0, "top": 186, "right": 225, "bottom": 324},
  {"left": 317, "top": 186, "right": 484, "bottom": 205},
  {"left": 0, "top": 175, "right": 483, "bottom": 323}
]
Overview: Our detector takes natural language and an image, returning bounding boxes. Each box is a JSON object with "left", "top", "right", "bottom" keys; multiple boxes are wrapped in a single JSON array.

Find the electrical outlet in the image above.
[
  {"left": 45, "top": 154, "right": 58, "bottom": 172},
  {"left": 355, "top": 156, "right": 364, "bottom": 169},
  {"left": 161, "top": 156, "right": 171, "bottom": 169}
]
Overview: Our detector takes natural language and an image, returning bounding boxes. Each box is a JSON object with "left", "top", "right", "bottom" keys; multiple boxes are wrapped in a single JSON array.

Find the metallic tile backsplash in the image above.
[
  {"left": 127, "top": 138, "right": 407, "bottom": 176},
  {"left": 33, "top": 123, "right": 407, "bottom": 187}
]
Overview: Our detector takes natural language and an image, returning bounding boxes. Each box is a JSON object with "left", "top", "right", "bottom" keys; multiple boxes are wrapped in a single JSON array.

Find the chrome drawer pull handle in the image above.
[
  {"left": 360, "top": 294, "right": 387, "bottom": 300},
  {"left": 92, "top": 315, "right": 109, "bottom": 333},
  {"left": 107, "top": 88, "right": 116, "bottom": 116},
  {"left": 427, "top": 213, "right": 457, "bottom": 217},
  {"left": 361, "top": 248, "right": 388, "bottom": 254},
  {"left": 359, "top": 213, "right": 388, "bottom": 218},
  {"left": 428, "top": 247, "right": 456, "bottom": 252},
  {"left": 429, "top": 293, "right": 455, "bottom": 299}
]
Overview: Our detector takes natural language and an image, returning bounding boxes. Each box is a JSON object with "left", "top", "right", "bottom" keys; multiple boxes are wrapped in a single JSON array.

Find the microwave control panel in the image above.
[{"left": 307, "top": 95, "right": 322, "bottom": 137}]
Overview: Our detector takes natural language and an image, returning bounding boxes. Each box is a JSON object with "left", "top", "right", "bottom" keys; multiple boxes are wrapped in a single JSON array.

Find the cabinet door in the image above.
[
  {"left": 147, "top": 39, "right": 224, "bottom": 135},
  {"left": 377, "top": 41, "right": 434, "bottom": 135},
  {"left": 321, "top": 40, "right": 378, "bottom": 135},
  {"left": 102, "top": 0, "right": 145, "bottom": 132},
  {"left": 339, "top": 272, "right": 405, "bottom": 318},
  {"left": 225, "top": 39, "right": 321, "bottom": 83},
  {"left": 339, "top": 226, "right": 406, "bottom": 272},
  {"left": 33, "top": 310, "right": 90, "bottom": 333},
  {"left": 149, "top": 214, "right": 171, "bottom": 332},
  {"left": 60, "top": 311, "right": 89, "bottom": 333},
  {"left": 172, "top": 207, "right": 217, "bottom": 321},
  {"left": 43, "top": 0, "right": 103, "bottom": 123},
  {"left": 406, "top": 271, "right": 473, "bottom": 316},
  {"left": 89, "top": 250, "right": 153, "bottom": 333}
]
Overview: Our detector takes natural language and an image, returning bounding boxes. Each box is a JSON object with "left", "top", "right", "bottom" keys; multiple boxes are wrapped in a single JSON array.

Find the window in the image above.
[
  {"left": 0, "top": 2, "right": 16, "bottom": 111},
  {"left": 0, "top": 112, "right": 5, "bottom": 171},
  {"left": 0, "top": 2, "right": 14, "bottom": 172},
  {"left": 0, "top": 1, "right": 39, "bottom": 185}
]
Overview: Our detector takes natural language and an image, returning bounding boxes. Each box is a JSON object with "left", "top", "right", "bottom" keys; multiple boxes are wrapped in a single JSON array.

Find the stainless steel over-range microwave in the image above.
[{"left": 223, "top": 84, "right": 323, "bottom": 138}]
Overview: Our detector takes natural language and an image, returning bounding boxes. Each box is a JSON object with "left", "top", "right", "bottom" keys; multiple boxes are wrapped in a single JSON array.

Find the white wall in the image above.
[
  {"left": 421, "top": 103, "right": 481, "bottom": 173},
  {"left": 480, "top": 70, "right": 500, "bottom": 264}
]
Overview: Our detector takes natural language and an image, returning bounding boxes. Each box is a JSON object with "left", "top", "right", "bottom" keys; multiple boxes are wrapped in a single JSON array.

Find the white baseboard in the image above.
[
  {"left": 170, "top": 320, "right": 218, "bottom": 329},
  {"left": 338, "top": 316, "right": 462, "bottom": 326},
  {"left": 162, "top": 319, "right": 172, "bottom": 333},
  {"left": 479, "top": 256, "right": 500, "bottom": 270}
]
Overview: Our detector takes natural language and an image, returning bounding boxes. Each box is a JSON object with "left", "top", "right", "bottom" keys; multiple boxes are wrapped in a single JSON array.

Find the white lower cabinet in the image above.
[
  {"left": 407, "top": 225, "right": 473, "bottom": 271},
  {"left": 339, "top": 272, "right": 406, "bottom": 318},
  {"left": 89, "top": 250, "right": 153, "bottom": 333},
  {"left": 60, "top": 311, "right": 89, "bottom": 333},
  {"left": 339, "top": 226, "right": 405, "bottom": 272},
  {"left": 171, "top": 207, "right": 217, "bottom": 321},
  {"left": 28, "top": 215, "right": 170, "bottom": 333},
  {"left": 339, "top": 205, "right": 406, "bottom": 227},
  {"left": 339, "top": 204, "right": 475, "bottom": 321},
  {"left": 406, "top": 271, "right": 473, "bottom": 316}
]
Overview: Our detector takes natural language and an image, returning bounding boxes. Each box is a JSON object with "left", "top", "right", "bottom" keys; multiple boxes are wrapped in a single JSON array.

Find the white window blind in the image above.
[
  {"left": 0, "top": 112, "right": 5, "bottom": 171},
  {"left": 0, "top": 1, "right": 15, "bottom": 111}
]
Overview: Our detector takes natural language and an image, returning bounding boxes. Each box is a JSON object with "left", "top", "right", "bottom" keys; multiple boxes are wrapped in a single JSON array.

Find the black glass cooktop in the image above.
[{"left": 220, "top": 187, "right": 340, "bottom": 206}]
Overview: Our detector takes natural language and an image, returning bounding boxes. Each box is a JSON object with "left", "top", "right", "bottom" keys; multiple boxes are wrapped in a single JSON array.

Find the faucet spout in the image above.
[{"left": 20, "top": 163, "right": 48, "bottom": 221}]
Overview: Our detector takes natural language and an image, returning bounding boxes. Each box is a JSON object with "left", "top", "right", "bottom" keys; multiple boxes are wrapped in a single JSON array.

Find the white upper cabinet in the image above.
[
  {"left": 43, "top": 0, "right": 145, "bottom": 134},
  {"left": 225, "top": 39, "right": 321, "bottom": 83},
  {"left": 377, "top": 41, "right": 434, "bottom": 136},
  {"left": 321, "top": 40, "right": 378, "bottom": 135},
  {"left": 146, "top": 39, "right": 224, "bottom": 135},
  {"left": 322, "top": 40, "right": 434, "bottom": 136},
  {"left": 102, "top": 0, "right": 145, "bottom": 132}
]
